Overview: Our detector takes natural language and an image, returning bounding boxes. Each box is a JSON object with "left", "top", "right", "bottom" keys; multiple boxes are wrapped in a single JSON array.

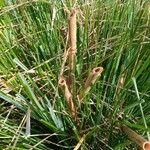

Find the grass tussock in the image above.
[{"left": 0, "top": 0, "right": 150, "bottom": 149}]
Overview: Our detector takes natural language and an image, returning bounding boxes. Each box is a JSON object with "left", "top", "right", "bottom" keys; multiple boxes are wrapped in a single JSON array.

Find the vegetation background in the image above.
[{"left": 0, "top": 0, "right": 150, "bottom": 149}]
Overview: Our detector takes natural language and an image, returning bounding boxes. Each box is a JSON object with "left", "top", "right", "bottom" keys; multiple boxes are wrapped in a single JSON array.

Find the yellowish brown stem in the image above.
[
  {"left": 59, "top": 76, "right": 76, "bottom": 119},
  {"left": 68, "top": 9, "right": 77, "bottom": 90},
  {"left": 69, "top": 9, "right": 77, "bottom": 55},
  {"left": 79, "top": 67, "right": 103, "bottom": 101},
  {"left": 121, "top": 125, "right": 150, "bottom": 150},
  {"left": 58, "top": 9, "right": 79, "bottom": 124}
]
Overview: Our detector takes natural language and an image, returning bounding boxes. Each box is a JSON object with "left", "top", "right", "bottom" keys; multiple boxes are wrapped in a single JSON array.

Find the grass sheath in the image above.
[
  {"left": 79, "top": 67, "right": 103, "bottom": 101},
  {"left": 59, "top": 76, "right": 76, "bottom": 120},
  {"left": 121, "top": 125, "right": 150, "bottom": 150},
  {"left": 68, "top": 9, "right": 77, "bottom": 91}
]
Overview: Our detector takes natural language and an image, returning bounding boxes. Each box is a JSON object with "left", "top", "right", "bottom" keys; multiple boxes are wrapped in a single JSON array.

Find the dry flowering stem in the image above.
[
  {"left": 121, "top": 125, "right": 150, "bottom": 150},
  {"left": 58, "top": 9, "right": 78, "bottom": 123},
  {"left": 79, "top": 67, "right": 103, "bottom": 101},
  {"left": 59, "top": 76, "right": 76, "bottom": 120},
  {"left": 67, "top": 9, "right": 77, "bottom": 91}
]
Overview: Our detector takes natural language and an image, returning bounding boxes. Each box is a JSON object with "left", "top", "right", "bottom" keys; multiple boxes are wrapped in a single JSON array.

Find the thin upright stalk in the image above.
[
  {"left": 58, "top": 9, "right": 78, "bottom": 123},
  {"left": 68, "top": 9, "right": 77, "bottom": 91}
]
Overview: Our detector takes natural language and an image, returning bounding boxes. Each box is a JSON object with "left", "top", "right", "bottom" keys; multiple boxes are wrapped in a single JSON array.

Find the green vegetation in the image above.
[{"left": 0, "top": 0, "right": 150, "bottom": 149}]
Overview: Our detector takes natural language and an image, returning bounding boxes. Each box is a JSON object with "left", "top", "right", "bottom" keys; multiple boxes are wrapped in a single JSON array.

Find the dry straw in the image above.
[
  {"left": 59, "top": 76, "right": 76, "bottom": 119},
  {"left": 58, "top": 9, "right": 78, "bottom": 123},
  {"left": 58, "top": 9, "right": 104, "bottom": 125},
  {"left": 121, "top": 125, "right": 150, "bottom": 150},
  {"left": 68, "top": 9, "right": 77, "bottom": 90},
  {"left": 79, "top": 67, "right": 103, "bottom": 101}
]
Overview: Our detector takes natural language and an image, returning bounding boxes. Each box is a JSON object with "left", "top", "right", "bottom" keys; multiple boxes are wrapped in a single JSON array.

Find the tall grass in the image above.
[{"left": 0, "top": 0, "right": 150, "bottom": 149}]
